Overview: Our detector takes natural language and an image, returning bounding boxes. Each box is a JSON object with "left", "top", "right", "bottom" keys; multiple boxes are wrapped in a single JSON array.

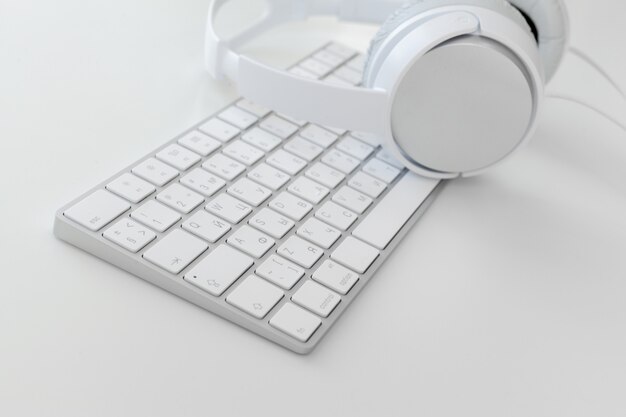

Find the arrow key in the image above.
[{"left": 226, "top": 275, "right": 284, "bottom": 319}]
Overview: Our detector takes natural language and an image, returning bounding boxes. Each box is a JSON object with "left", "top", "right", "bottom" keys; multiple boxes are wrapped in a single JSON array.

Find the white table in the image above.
[{"left": 2, "top": 1, "right": 626, "bottom": 416}]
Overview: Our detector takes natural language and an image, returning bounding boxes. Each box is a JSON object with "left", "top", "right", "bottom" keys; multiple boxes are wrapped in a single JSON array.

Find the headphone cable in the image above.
[{"left": 546, "top": 46, "right": 626, "bottom": 134}]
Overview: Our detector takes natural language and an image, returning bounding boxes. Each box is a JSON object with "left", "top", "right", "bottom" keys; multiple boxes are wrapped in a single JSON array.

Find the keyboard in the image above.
[{"left": 54, "top": 43, "right": 442, "bottom": 354}]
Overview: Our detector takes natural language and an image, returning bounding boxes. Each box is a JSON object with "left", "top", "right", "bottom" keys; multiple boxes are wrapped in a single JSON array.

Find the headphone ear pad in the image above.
[{"left": 364, "top": 0, "right": 532, "bottom": 85}]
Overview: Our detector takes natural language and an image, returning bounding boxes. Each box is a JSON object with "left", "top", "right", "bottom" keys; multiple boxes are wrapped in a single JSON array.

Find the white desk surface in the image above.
[{"left": 2, "top": 1, "right": 626, "bottom": 416}]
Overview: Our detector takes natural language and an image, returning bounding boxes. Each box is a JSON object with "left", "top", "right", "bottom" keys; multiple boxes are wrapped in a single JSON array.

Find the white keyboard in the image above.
[{"left": 54, "top": 43, "right": 441, "bottom": 354}]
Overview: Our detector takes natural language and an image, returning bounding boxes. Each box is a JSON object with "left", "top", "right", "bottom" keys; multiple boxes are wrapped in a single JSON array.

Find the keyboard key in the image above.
[
  {"left": 249, "top": 208, "right": 294, "bottom": 239},
  {"left": 312, "top": 50, "right": 345, "bottom": 68},
  {"left": 206, "top": 193, "right": 251, "bottom": 224},
  {"left": 228, "top": 178, "right": 272, "bottom": 207},
  {"left": 284, "top": 137, "right": 323, "bottom": 161},
  {"left": 236, "top": 98, "right": 271, "bottom": 118},
  {"left": 313, "top": 260, "right": 359, "bottom": 295},
  {"left": 350, "top": 131, "right": 381, "bottom": 147},
  {"left": 103, "top": 219, "right": 156, "bottom": 253},
  {"left": 247, "top": 163, "right": 290, "bottom": 190},
  {"left": 268, "top": 192, "right": 312, "bottom": 221},
  {"left": 178, "top": 130, "right": 221, "bottom": 156},
  {"left": 346, "top": 54, "right": 365, "bottom": 72},
  {"left": 64, "top": 190, "right": 130, "bottom": 231},
  {"left": 299, "top": 58, "right": 332, "bottom": 77},
  {"left": 218, "top": 105, "right": 258, "bottom": 130},
  {"left": 376, "top": 149, "right": 405, "bottom": 169},
  {"left": 289, "top": 66, "right": 318, "bottom": 79},
  {"left": 315, "top": 201, "right": 357, "bottom": 231},
  {"left": 106, "top": 173, "right": 155, "bottom": 203},
  {"left": 180, "top": 168, "right": 226, "bottom": 197},
  {"left": 143, "top": 229, "right": 208, "bottom": 274},
  {"left": 325, "top": 43, "right": 356, "bottom": 59},
  {"left": 288, "top": 177, "right": 329, "bottom": 204},
  {"left": 256, "top": 255, "right": 305, "bottom": 290},
  {"left": 241, "top": 127, "right": 281, "bottom": 152},
  {"left": 203, "top": 153, "right": 245, "bottom": 181},
  {"left": 131, "top": 200, "right": 181, "bottom": 232},
  {"left": 352, "top": 172, "right": 439, "bottom": 250},
  {"left": 305, "top": 162, "right": 345, "bottom": 189},
  {"left": 292, "top": 280, "right": 340, "bottom": 318},
  {"left": 277, "top": 113, "right": 307, "bottom": 127},
  {"left": 226, "top": 275, "right": 284, "bottom": 319},
  {"left": 132, "top": 158, "right": 178, "bottom": 186},
  {"left": 336, "top": 136, "right": 374, "bottom": 160},
  {"left": 321, "top": 149, "right": 360, "bottom": 174},
  {"left": 266, "top": 149, "right": 307, "bottom": 175},
  {"left": 184, "top": 245, "right": 254, "bottom": 296},
  {"left": 362, "top": 158, "right": 401, "bottom": 184},
  {"left": 227, "top": 225, "right": 275, "bottom": 258},
  {"left": 332, "top": 186, "right": 372, "bottom": 214},
  {"left": 297, "top": 218, "right": 341, "bottom": 249},
  {"left": 156, "top": 183, "right": 204, "bottom": 214},
  {"left": 277, "top": 236, "right": 323, "bottom": 269},
  {"left": 260, "top": 115, "right": 298, "bottom": 139},
  {"left": 323, "top": 74, "right": 353, "bottom": 86},
  {"left": 331, "top": 237, "right": 379, "bottom": 274},
  {"left": 333, "top": 65, "right": 362, "bottom": 85},
  {"left": 222, "top": 140, "right": 265, "bottom": 166},
  {"left": 199, "top": 118, "right": 239, "bottom": 142},
  {"left": 270, "top": 303, "right": 321, "bottom": 343},
  {"left": 323, "top": 123, "right": 347, "bottom": 135},
  {"left": 155, "top": 144, "right": 201, "bottom": 171},
  {"left": 182, "top": 210, "right": 231, "bottom": 243},
  {"left": 347, "top": 171, "right": 386, "bottom": 198},
  {"left": 299, "top": 125, "right": 338, "bottom": 148}
]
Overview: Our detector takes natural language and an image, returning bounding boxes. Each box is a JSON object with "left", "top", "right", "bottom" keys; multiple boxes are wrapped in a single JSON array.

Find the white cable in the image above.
[
  {"left": 568, "top": 46, "right": 626, "bottom": 104},
  {"left": 546, "top": 94, "right": 626, "bottom": 133}
]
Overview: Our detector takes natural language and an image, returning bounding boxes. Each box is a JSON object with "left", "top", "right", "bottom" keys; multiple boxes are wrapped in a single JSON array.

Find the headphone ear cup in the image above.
[{"left": 364, "top": 0, "right": 532, "bottom": 86}]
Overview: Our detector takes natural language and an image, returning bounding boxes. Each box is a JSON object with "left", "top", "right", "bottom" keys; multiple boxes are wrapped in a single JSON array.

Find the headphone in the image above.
[{"left": 205, "top": 0, "right": 569, "bottom": 179}]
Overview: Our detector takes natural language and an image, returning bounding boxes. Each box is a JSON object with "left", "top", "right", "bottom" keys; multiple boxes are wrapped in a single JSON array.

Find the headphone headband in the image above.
[{"left": 205, "top": 0, "right": 405, "bottom": 81}]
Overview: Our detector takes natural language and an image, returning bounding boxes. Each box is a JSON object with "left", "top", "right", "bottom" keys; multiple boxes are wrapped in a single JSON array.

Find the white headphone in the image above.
[{"left": 205, "top": 0, "right": 569, "bottom": 179}]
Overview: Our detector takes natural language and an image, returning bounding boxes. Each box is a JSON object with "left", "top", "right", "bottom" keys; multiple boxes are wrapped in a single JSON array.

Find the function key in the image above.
[
  {"left": 241, "top": 127, "right": 282, "bottom": 152},
  {"left": 155, "top": 144, "right": 201, "bottom": 171},
  {"left": 132, "top": 157, "right": 178, "bottom": 187},
  {"left": 178, "top": 130, "right": 221, "bottom": 157},
  {"left": 299, "top": 125, "right": 338, "bottom": 149},
  {"left": 63, "top": 190, "right": 130, "bottom": 232},
  {"left": 336, "top": 136, "right": 374, "bottom": 160},
  {"left": 218, "top": 106, "right": 258, "bottom": 130},
  {"left": 199, "top": 118, "right": 240, "bottom": 143},
  {"left": 362, "top": 158, "right": 401, "bottom": 184},
  {"left": 106, "top": 173, "right": 155, "bottom": 203},
  {"left": 260, "top": 115, "right": 298, "bottom": 139},
  {"left": 236, "top": 98, "right": 271, "bottom": 118},
  {"left": 202, "top": 153, "right": 246, "bottom": 181},
  {"left": 324, "top": 43, "right": 357, "bottom": 59}
]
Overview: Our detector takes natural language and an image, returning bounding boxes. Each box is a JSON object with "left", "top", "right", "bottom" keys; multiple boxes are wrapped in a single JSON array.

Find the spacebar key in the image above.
[{"left": 352, "top": 172, "right": 439, "bottom": 250}]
